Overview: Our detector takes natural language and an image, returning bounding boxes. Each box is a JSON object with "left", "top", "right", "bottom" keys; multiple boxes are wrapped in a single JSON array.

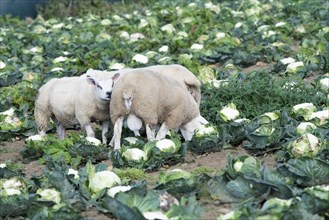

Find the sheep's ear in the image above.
[
  {"left": 86, "top": 77, "right": 96, "bottom": 85},
  {"left": 86, "top": 68, "right": 94, "bottom": 73},
  {"left": 85, "top": 68, "right": 94, "bottom": 76},
  {"left": 112, "top": 73, "right": 120, "bottom": 82}
]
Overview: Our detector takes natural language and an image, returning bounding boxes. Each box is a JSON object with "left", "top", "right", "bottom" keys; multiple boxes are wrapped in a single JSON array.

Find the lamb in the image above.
[
  {"left": 84, "top": 64, "right": 201, "bottom": 105},
  {"left": 34, "top": 73, "right": 120, "bottom": 144},
  {"left": 109, "top": 69, "right": 208, "bottom": 150}
]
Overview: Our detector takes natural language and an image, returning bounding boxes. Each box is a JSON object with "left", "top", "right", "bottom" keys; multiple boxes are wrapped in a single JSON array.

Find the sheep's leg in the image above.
[
  {"left": 155, "top": 123, "right": 169, "bottom": 140},
  {"left": 146, "top": 124, "right": 156, "bottom": 141},
  {"left": 57, "top": 123, "right": 65, "bottom": 140},
  {"left": 111, "top": 117, "right": 124, "bottom": 150},
  {"left": 179, "top": 128, "right": 194, "bottom": 141},
  {"left": 84, "top": 124, "right": 95, "bottom": 138},
  {"left": 101, "top": 120, "right": 109, "bottom": 144}
]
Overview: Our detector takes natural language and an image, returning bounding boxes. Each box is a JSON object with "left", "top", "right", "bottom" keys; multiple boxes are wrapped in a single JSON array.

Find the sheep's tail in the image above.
[
  {"left": 123, "top": 90, "right": 133, "bottom": 111},
  {"left": 34, "top": 89, "right": 52, "bottom": 135}
]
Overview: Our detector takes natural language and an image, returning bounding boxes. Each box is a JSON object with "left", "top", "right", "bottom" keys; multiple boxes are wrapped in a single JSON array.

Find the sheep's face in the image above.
[
  {"left": 87, "top": 73, "right": 120, "bottom": 101},
  {"left": 180, "top": 115, "right": 208, "bottom": 140},
  {"left": 95, "top": 78, "right": 115, "bottom": 101}
]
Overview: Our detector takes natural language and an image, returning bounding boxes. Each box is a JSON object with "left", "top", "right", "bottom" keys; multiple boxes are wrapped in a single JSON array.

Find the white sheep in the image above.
[
  {"left": 84, "top": 64, "right": 201, "bottom": 105},
  {"left": 109, "top": 70, "right": 208, "bottom": 150},
  {"left": 34, "top": 74, "right": 120, "bottom": 144}
]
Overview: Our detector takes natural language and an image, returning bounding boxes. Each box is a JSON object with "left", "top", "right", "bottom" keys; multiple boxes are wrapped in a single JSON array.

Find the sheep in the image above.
[
  {"left": 109, "top": 69, "right": 208, "bottom": 150},
  {"left": 84, "top": 64, "right": 201, "bottom": 105},
  {"left": 34, "top": 73, "right": 120, "bottom": 144}
]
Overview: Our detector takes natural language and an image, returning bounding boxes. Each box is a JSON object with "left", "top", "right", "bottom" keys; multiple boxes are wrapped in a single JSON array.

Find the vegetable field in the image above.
[{"left": 0, "top": 0, "right": 328, "bottom": 219}]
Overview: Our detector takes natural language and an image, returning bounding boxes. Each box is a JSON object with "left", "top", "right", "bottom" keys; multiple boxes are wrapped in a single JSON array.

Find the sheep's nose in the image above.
[{"left": 106, "top": 92, "right": 112, "bottom": 98}]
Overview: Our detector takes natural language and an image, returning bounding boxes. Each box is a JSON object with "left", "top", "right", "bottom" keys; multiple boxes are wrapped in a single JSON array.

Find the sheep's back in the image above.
[
  {"left": 110, "top": 71, "right": 162, "bottom": 123},
  {"left": 83, "top": 64, "right": 201, "bottom": 104},
  {"left": 48, "top": 77, "right": 82, "bottom": 126},
  {"left": 110, "top": 70, "right": 198, "bottom": 125},
  {"left": 144, "top": 64, "right": 200, "bottom": 86}
]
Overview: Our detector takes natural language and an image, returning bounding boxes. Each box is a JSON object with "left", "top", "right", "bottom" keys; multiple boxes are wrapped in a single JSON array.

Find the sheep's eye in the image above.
[{"left": 97, "top": 85, "right": 103, "bottom": 89}]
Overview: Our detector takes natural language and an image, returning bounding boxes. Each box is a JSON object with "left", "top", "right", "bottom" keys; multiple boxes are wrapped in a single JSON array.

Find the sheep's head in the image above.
[
  {"left": 180, "top": 115, "right": 208, "bottom": 140},
  {"left": 87, "top": 73, "right": 120, "bottom": 101}
]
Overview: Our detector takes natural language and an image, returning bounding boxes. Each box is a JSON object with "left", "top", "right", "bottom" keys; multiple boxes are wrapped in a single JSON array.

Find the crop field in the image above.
[{"left": 0, "top": 0, "right": 328, "bottom": 219}]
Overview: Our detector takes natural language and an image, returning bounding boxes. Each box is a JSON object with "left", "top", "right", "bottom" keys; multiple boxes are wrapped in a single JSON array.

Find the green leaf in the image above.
[
  {"left": 227, "top": 177, "right": 270, "bottom": 201},
  {"left": 99, "top": 196, "right": 146, "bottom": 220},
  {"left": 188, "top": 125, "right": 228, "bottom": 154},
  {"left": 278, "top": 158, "right": 329, "bottom": 186},
  {"left": 166, "top": 196, "right": 204, "bottom": 220},
  {"left": 300, "top": 186, "right": 329, "bottom": 215},
  {"left": 226, "top": 155, "right": 262, "bottom": 179},
  {"left": 0, "top": 195, "right": 30, "bottom": 217},
  {"left": 0, "top": 167, "right": 24, "bottom": 179},
  {"left": 207, "top": 175, "right": 241, "bottom": 203},
  {"left": 86, "top": 160, "right": 95, "bottom": 182}
]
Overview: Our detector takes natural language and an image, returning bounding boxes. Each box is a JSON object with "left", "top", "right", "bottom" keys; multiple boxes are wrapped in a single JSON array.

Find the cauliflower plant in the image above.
[
  {"left": 304, "top": 185, "right": 329, "bottom": 200},
  {"left": 107, "top": 185, "right": 132, "bottom": 197},
  {"left": 37, "top": 188, "right": 61, "bottom": 204},
  {"left": 292, "top": 103, "right": 316, "bottom": 120},
  {"left": 286, "top": 61, "right": 304, "bottom": 73},
  {"left": 254, "top": 125, "right": 275, "bottom": 136},
  {"left": 122, "top": 148, "right": 147, "bottom": 161},
  {"left": 160, "top": 24, "right": 175, "bottom": 34},
  {"left": 3, "top": 188, "right": 21, "bottom": 196},
  {"left": 309, "top": 110, "right": 329, "bottom": 126},
  {"left": 259, "top": 112, "right": 280, "bottom": 124},
  {"left": 289, "top": 133, "right": 321, "bottom": 157},
  {"left": 233, "top": 161, "right": 244, "bottom": 172},
  {"left": 319, "top": 78, "right": 329, "bottom": 91},
  {"left": 124, "top": 137, "right": 140, "bottom": 145},
  {"left": 0, "top": 61, "right": 6, "bottom": 69},
  {"left": 89, "top": 171, "right": 121, "bottom": 193},
  {"left": 132, "top": 54, "right": 148, "bottom": 64},
  {"left": 296, "top": 122, "right": 317, "bottom": 135},
  {"left": 2, "top": 178, "right": 23, "bottom": 189},
  {"left": 26, "top": 134, "right": 46, "bottom": 142},
  {"left": 156, "top": 139, "right": 177, "bottom": 153},
  {"left": 85, "top": 137, "right": 102, "bottom": 146},
  {"left": 194, "top": 124, "right": 218, "bottom": 137},
  {"left": 280, "top": 57, "right": 295, "bottom": 65},
  {"left": 158, "top": 169, "right": 192, "bottom": 184},
  {"left": 219, "top": 103, "right": 240, "bottom": 122},
  {"left": 143, "top": 211, "right": 168, "bottom": 220},
  {"left": 0, "top": 108, "right": 22, "bottom": 129},
  {"left": 234, "top": 118, "right": 250, "bottom": 123},
  {"left": 0, "top": 177, "right": 24, "bottom": 196},
  {"left": 67, "top": 168, "right": 79, "bottom": 179},
  {"left": 211, "top": 79, "right": 229, "bottom": 88}
]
